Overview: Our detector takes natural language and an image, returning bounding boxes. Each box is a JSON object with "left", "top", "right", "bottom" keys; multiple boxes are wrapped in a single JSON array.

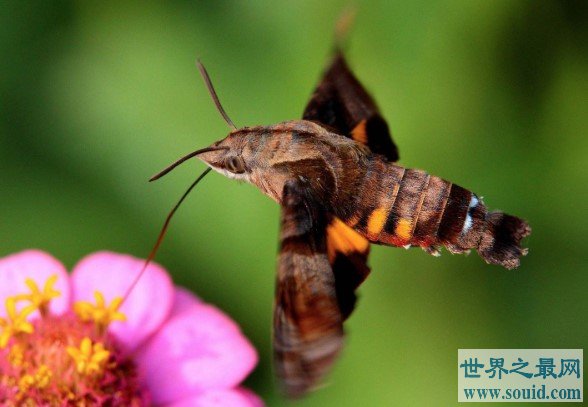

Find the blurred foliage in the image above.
[{"left": 1, "top": 1, "right": 587, "bottom": 405}]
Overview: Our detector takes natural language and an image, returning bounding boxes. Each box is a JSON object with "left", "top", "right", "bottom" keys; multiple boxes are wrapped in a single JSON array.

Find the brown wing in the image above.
[
  {"left": 304, "top": 51, "right": 378, "bottom": 322},
  {"left": 274, "top": 181, "right": 344, "bottom": 398},
  {"left": 303, "top": 51, "right": 399, "bottom": 162},
  {"left": 325, "top": 217, "right": 370, "bottom": 320}
]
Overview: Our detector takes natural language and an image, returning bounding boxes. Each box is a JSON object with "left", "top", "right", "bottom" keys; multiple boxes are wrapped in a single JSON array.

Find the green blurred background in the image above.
[{"left": 1, "top": 1, "right": 587, "bottom": 405}]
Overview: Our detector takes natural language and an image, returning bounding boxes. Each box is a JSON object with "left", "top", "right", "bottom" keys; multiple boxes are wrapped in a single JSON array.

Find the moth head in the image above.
[
  {"left": 196, "top": 132, "right": 252, "bottom": 180},
  {"left": 149, "top": 127, "right": 263, "bottom": 183}
]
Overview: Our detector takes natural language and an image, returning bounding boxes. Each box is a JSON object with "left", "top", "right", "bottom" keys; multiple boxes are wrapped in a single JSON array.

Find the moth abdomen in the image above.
[{"left": 338, "top": 156, "right": 530, "bottom": 268}]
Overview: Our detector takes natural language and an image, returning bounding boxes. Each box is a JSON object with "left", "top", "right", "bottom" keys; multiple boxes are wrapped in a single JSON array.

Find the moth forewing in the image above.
[{"left": 274, "top": 180, "right": 344, "bottom": 397}]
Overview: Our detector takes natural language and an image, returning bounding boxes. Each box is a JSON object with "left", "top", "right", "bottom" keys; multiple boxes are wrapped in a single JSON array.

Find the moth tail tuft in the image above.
[{"left": 477, "top": 211, "right": 531, "bottom": 270}]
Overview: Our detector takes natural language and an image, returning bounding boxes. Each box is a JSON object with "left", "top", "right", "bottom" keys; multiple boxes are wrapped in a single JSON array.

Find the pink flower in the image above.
[{"left": 0, "top": 250, "right": 262, "bottom": 406}]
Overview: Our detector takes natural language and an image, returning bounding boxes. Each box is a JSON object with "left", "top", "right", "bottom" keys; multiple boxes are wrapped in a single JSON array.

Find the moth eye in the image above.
[{"left": 225, "top": 156, "right": 246, "bottom": 174}]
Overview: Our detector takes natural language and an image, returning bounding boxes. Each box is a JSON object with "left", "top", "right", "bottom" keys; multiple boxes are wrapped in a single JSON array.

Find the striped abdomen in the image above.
[{"left": 338, "top": 157, "right": 531, "bottom": 269}]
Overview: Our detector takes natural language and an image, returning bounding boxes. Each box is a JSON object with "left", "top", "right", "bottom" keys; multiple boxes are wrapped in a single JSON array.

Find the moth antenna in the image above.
[
  {"left": 334, "top": 5, "right": 357, "bottom": 51},
  {"left": 149, "top": 146, "right": 228, "bottom": 182},
  {"left": 122, "top": 167, "right": 213, "bottom": 303},
  {"left": 197, "top": 60, "right": 237, "bottom": 130}
]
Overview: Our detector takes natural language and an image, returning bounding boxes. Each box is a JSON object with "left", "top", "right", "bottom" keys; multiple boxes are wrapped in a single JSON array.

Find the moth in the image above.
[{"left": 150, "top": 47, "right": 531, "bottom": 397}]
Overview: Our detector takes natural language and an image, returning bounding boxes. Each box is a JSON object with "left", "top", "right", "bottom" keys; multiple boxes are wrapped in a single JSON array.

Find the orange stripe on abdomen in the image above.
[
  {"left": 348, "top": 161, "right": 403, "bottom": 239},
  {"left": 377, "top": 169, "right": 430, "bottom": 246}
]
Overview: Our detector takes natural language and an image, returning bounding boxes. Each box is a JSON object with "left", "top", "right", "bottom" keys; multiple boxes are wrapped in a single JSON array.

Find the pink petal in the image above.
[
  {"left": 169, "top": 286, "right": 202, "bottom": 319},
  {"left": 233, "top": 387, "right": 265, "bottom": 407},
  {"left": 0, "top": 250, "right": 70, "bottom": 318},
  {"left": 70, "top": 252, "right": 173, "bottom": 351},
  {"left": 165, "top": 388, "right": 264, "bottom": 407},
  {"left": 136, "top": 303, "right": 258, "bottom": 404}
]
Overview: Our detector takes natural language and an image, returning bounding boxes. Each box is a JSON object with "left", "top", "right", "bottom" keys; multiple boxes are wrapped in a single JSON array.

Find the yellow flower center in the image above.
[
  {"left": 17, "top": 364, "right": 52, "bottom": 398},
  {"left": 66, "top": 337, "right": 111, "bottom": 377},
  {"left": 0, "top": 275, "right": 145, "bottom": 405},
  {"left": 74, "top": 291, "right": 126, "bottom": 334},
  {"left": 14, "top": 275, "right": 61, "bottom": 317},
  {"left": 0, "top": 298, "right": 36, "bottom": 348}
]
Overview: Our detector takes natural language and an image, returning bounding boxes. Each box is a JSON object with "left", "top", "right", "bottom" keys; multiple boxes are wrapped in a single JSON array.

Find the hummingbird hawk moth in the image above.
[{"left": 150, "top": 47, "right": 531, "bottom": 397}]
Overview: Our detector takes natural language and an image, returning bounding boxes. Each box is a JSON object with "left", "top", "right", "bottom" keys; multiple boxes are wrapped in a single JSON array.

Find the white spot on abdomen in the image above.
[{"left": 461, "top": 195, "right": 479, "bottom": 235}]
